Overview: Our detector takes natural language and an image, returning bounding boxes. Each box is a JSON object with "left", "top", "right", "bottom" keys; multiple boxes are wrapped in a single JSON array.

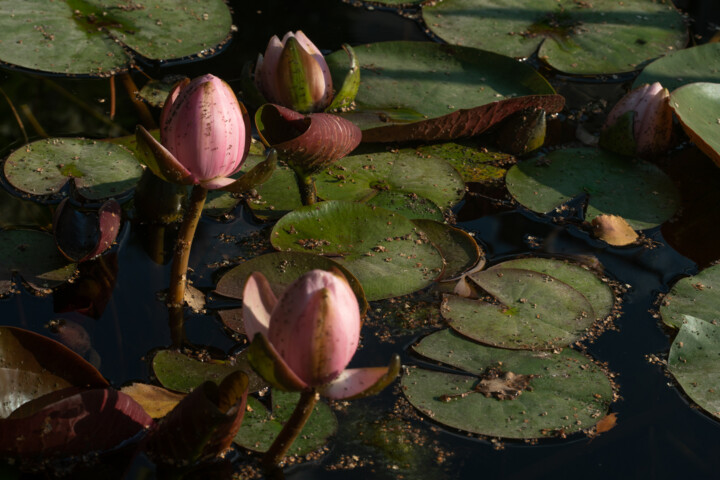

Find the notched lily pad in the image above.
[
  {"left": 669, "top": 82, "right": 720, "bottom": 167},
  {"left": 659, "top": 263, "right": 720, "bottom": 330},
  {"left": 634, "top": 43, "right": 720, "bottom": 92},
  {"left": 412, "top": 219, "right": 483, "bottom": 281},
  {"left": 402, "top": 329, "right": 614, "bottom": 439},
  {"left": 4, "top": 138, "right": 142, "bottom": 201}
]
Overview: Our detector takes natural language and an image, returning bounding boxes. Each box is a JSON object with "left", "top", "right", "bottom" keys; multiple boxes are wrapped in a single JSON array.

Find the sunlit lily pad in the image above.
[
  {"left": 152, "top": 350, "right": 265, "bottom": 394},
  {"left": 506, "top": 147, "right": 680, "bottom": 229},
  {"left": 422, "top": 0, "right": 687, "bottom": 75},
  {"left": 415, "top": 143, "right": 511, "bottom": 185},
  {"left": 667, "top": 315, "right": 720, "bottom": 420},
  {"left": 659, "top": 263, "right": 720, "bottom": 329},
  {"left": 402, "top": 329, "right": 613, "bottom": 439},
  {"left": 634, "top": 43, "right": 720, "bottom": 92},
  {"left": 234, "top": 390, "right": 337, "bottom": 455},
  {"left": 669, "top": 82, "right": 720, "bottom": 167},
  {"left": 271, "top": 201, "right": 444, "bottom": 300},
  {"left": 412, "top": 219, "right": 483, "bottom": 280},
  {"left": 0, "top": 229, "right": 77, "bottom": 295},
  {"left": 4, "top": 138, "right": 142, "bottom": 201},
  {"left": 444, "top": 268, "right": 595, "bottom": 349},
  {"left": 0, "top": 0, "right": 233, "bottom": 75}
]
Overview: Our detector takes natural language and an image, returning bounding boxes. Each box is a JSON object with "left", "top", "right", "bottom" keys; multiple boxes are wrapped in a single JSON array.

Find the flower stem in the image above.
[
  {"left": 167, "top": 184, "right": 207, "bottom": 346},
  {"left": 262, "top": 388, "right": 319, "bottom": 472},
  {"left": 293, "top": 169, "right": 317, "bottom": 206}
]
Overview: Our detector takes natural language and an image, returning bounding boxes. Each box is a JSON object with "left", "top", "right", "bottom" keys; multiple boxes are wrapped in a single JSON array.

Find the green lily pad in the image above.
[
  {"left": 0, "top": 188, "right": 53, "bottom": 229},
  {"left": 0, "top": 229, "right": 76, "bottom": 296},
  {"left": 0, "top": 0, "right": 233, "bottom": 75},
  {"left": 4, "top": 138, "right": 142, "bottom": 201},
  {"left": 366, "top": 192, "right": 445, "bottom": 222},
  {"left": 412, "top": 219, "right": 483, "bottom": 281},
  {"left": 422, "top": 0, "right": 687, "bottom": 75},
  {"left": 415, "top": 143, "right": 511, "bottom": 185},
  {"left": 667, "top": 315, "right": 720, "bottom": 419},
  {"left": 634, "top": 43, "right": 720, "bottom": 92},
  {"left": 402, "top": 329, "right": 613, "bottom": 439},
  {"left": 152, "top": 349, "right": 265, "bottom": 394},
  {"left": 315, "top": 147, "right": 465, "bottom": 210},
  {"left": 669, "top": 82, "right": 720, "bottom": 167},
  {"left": 444, "top": 268, "right": 595, "bottom": 350},
  {"left": 491, "top": 257, "right": 614, "bottom": 320},
  {"left": 505, "top": 147, "right": 680, "bottom": 230},
  {"left": 234, "top": 390, "right": 337, "bottom": 455},
  {"left": 270, "top": 201, "right": 444, "bottom": 300},
  {"left": 325, "top": 41, "right": 555, "bottom": 131},
  {"left": 659, "top": 264, "right": 720, "bottom": 329}
]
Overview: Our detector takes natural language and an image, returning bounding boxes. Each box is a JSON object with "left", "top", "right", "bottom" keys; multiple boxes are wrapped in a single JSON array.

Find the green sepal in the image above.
[
  {"left": 495, "top": 108, "right": 547, "bottom": 155},
  {"left": 134, "top": 125, "right": 194, "bottom": 185},
  {"left": 326, "top": 44, "right": 360, "bottom": 112},
  {"left": 599, "top": 110, "right": 637, "bottom": 157},
  {"left": 221, "top": 149, "right": 278, "bottom": 193},
  {"left": 278, "top": 37, "right": 316, "bottom": 113},
  {"left": 246, "top": 333, "right": 307, "bottom": 392}
]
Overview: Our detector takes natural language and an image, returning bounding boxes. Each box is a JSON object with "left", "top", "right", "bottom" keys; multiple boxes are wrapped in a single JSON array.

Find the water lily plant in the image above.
[{"left": 243, "top": 269, "right": 400, "bottom": 468}]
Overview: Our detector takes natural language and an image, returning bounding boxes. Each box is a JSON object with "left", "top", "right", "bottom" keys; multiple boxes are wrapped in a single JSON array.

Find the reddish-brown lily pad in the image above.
[{"left": 53, "top": 198, "right": 121, "bottom": 263}]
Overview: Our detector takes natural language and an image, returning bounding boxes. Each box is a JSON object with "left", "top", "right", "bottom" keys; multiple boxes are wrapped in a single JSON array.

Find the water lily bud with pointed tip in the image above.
[
  {"left": 255, "top": 31, "right": 333, "bottom": 113},
  {"left": 600, "top": 82, "right": 673, "bottom": 158},
  {"left": 243, "top": 269, "right": 400, "bottom": 400}
]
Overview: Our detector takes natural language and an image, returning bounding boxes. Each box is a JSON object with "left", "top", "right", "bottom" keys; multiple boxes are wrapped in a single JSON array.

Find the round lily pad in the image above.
[
  {"left": 325, "top": 41, "right": 555, "bottom": 130},
  {"left": 659, "top": 264, "right": 720, "bottom": 329},
  {"left": 444, "top": 268, "right": 595, "bottom": 349},
  {"left": 491, "top": 257, "right": 614, "bottom": 320},
  {"left": 669, "top": 82, "right": 720, "bottom": 167},
  {"left": 270, "top": 201, "right": 444, "bottom": 300},
  {"left": 366, "top": 192, "right": 445, "bottom": 222},
  {"left": 0, "top": 229, "right": 76, "bottom": 296},
  {"left": 668, "top": 315, "right": 720, "bottom": 420},
  {"left": 634, "top": 43, "right": 720, "bottom": 92},
  {"left": 4, "top": 138, "right": 143, "bottom": 201},
  {"left": 422, "top": 0, "right": 687, "bottom": 75},
  {"left": 415, "top": 143, "right": 510, "bottom": 185},
  {"left": 244, "top": 160, "right": 301, "bottom": 222},
  {"left": 0, "top": 0, "right": 233, "bottom": 75},
  {"left": 234, "top": 390, "right": 337, "bottom": 455},
  {"left": 402, "top": 329, "right": 613, "bottom": 439},
  {"left": 315, "top": 147, "right": 465, "bottom": 210},
  {"left": 506, "top": 147, "right": 680, "bottom": 230},
  {"left": 412, "top": 219, "right": 483, "bottom": 281}
]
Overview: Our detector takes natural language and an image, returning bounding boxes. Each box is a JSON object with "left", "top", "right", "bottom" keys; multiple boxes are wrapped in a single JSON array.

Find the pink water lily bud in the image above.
[
  {"left": 244, "top": 269, "right": 400, "bottom": 399},
  {"left": 255, "top": 31, "right": 333, "bottom": 113},
  {"left": 136, "top": 74, "right": 251, "bottom": 190},
  {"left": 600, "top": 82, "right": 673, "bottom": 158}
]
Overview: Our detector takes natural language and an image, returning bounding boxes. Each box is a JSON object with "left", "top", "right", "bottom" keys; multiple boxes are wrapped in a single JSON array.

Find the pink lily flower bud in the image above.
[
  {"left": 600, "top": 82, "right": 673, "bottom": 158},
  {"left": 255, "top": 31, "right": 333, "bottom": 113},
  {"left": 136, "top": 74, "right": 251, "bottom": 190},
  {"left": 243, "top": 269, "right": 399, "bottom": 400}
]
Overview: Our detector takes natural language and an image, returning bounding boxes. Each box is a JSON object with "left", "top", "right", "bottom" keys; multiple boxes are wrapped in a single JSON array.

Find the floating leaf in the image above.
[
  {"left": 659, "top": 264, "right": 720, "bottom": 329},
  {"left": 0, "top": 229, "right": 77, "bottom": 295},
  {"left": 366, "top": 192, "right": 445, "bottom": 222},
  {"left": 443, "top": 268, "right": 595, "bottom": 349},
  {"left": 669, "top": 82, "right": 720, "bottom": 167},
  {"left": 667, "top": 315, "right": 720, "bottom": 420},
  {"left": 53, "top": 198, "right": 121, "bottom": 262},
  {"left": 402, "top": 329, "right": 613, "bottom": 439},
  {"left": 152, "top": 350, "right": 265, "bottom": 394},
  {"left": 415, "top": 143, "right": 511, "bottom": 185},
  {"left": 412, "top": 219, "right": 483, "bottom": 280},
  {"left": 0, "top": 188, "right": 52, "bottom": 229},
  {"left": 422, "top": 0, "right": 687, "bottom": 75},
  {"left": 634, "top": 43, "right": 720, "bottom": 91},
  {"left": 591, "top": 214, "right": 639, "bottom": 246},
  {"left": 4, "top": 138, "right": 142, "bottom": 201},
  {"left": 506, "top": 147, "right": 680, "bottom": 229},
  {"left": 270, "top": 201, "right": 444, "bottom": 300},
  {"left": 0, "top": 326, "right": 107, "bottom": 419},
  {"left": 234, "top": 390, "right": 337, "bottom": 455},
  {"left": 0, "top": 0, "right": 233, "bottom": 75},
  {"left": 121, "top": 383, "right": 185, "bottom": 419}
]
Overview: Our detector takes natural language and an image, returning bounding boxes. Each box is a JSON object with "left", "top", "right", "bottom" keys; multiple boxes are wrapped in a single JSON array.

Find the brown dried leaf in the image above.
[
  {"left": 595, "top": 412, "right": 618, "bottom": 434},
  {"left": 121, "top": 383, "right": 185, "bottom": 419},
  {"left": 591, "top": 214, "right": 639, "bottom": 246}
]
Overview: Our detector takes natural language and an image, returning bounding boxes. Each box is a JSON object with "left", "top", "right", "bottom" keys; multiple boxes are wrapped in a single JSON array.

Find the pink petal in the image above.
[
  {"left": 258, "top": 36, "right": 284, "bottom": 103},
  {"left": 200, "top": 176, "right": 237, "bottom": 189},
  {"left": 242, "top": 272, "right": 277, "bottom": 341},
  {"left": 160, "top": 78, "right": 189, "bottom": 143},
  {"left": 295, "top": 31, "right": 333, "bottom": 110},
  {"left": 319, "top": 363, "right": 398, "bottom": 400}
]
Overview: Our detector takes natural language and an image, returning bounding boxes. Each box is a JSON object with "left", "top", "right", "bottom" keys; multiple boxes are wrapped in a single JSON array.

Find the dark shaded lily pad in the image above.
[
  {"left": 634, "top": 43, "right": 720, "bottom": 92},
  {"left": 667, "top": 315, "right": 720, "bottom": 419},
  {"left": 669, "top": 82, "right": 720, "bottom": 167},
  {"left": 412, "top": 219, "right": 483, "bottom": 280},
  {"left": 270, "top": 201, "right": 444, "bottom": 300},
  {"left": 402, "top": 329, "right": 613, "bottom": 439},
  {"left": 505, "top": 147, "right": 680, "bottom": 229},
  {"left": 152, "top": 349, "right": 265, "bottom": 394},
  {"left": 0, "top": 188, "right": 53, "bottom": 229},
  {"left": 0, "top": 229, "right": 77, "bottom": 296},
  {"left": 422, "top": 0, "right": 687, "bottom": 75},
  {"left": 659, "top": 264, "right": 720, "bottom": 329},
  {"left": 0, "top": 0, "right": 233, "bottom": 75},
  {"left": 444, "top": 268, "right": 595, "bottom": 349},
  {"left": 0, "top": 326, "right": 108, "bottom": 419},
  {"left": 4, "top": 138, "right": 142, "bottom": 201},
  {"left": 234, "top": 390, "right": 337, "bottom": 455}
]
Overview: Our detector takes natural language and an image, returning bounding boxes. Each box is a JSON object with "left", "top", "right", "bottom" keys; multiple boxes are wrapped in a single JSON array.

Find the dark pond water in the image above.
[{"left": 2, "top": 0, "right": 720, "bottom": 478}]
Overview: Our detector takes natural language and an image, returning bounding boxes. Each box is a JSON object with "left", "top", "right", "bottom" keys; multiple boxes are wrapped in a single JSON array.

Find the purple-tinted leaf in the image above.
[{"left": 53, "top": 198, "right": 122, "bottom": 263}]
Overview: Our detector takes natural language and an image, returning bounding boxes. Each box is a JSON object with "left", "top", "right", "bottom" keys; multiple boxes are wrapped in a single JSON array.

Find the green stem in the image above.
[
  {"left": 293, "top": 169, "right": 317, "bottom": 206},
  {"left": 262, "top": 388, "right": 319, "bottom": 472},
  {"left": 167, "top": 185, "right": 207, "bottom": 347}
]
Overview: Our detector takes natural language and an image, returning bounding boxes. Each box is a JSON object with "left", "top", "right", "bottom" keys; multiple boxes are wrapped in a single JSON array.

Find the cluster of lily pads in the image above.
[{"left": 1, "top": 0, "right": 720, "bottom": 477}]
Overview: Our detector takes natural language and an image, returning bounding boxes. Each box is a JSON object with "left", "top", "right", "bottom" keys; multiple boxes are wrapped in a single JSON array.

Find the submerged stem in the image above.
[{"left": 167, "top": 184, "right": 207, "bottom": 347}]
